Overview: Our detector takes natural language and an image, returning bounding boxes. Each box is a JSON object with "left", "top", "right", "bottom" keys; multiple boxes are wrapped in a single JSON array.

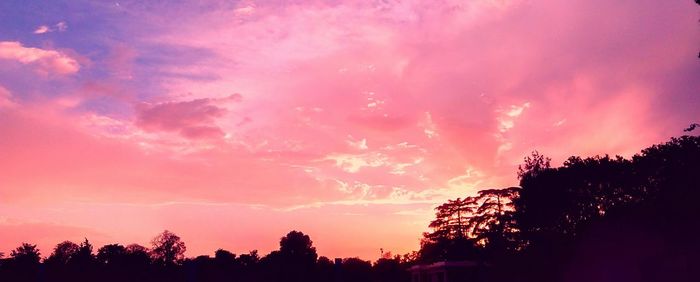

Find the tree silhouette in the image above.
[
  {"left": 97, "top": 244, "right": 127, "bottom": 265},
  {"left": 238, "top": 249, "right": 259, "bottom": 267},
  {"left": 501, "top": 135, "right": 700, "bottom": 282},
  {"left": 4, "top": 243, "right": 41, "bottom": 281},
  {"left": 280, "top": 230, "right": 318, "bottom": 261},
  {"left": 125, "top": 243, "right": 150, "bottom": 257},
  {"left": 373, "top": 256, "right": 409, "bottom": 282},
  {"left": 214, "top": 249, "right": 235, "bottom": 262},
  {"left": 46, "top": 241, "right": 80, "bottom": 265},
  {"left": 9, "top": 243, "right": 41, "bottom": 265},
  {"left": 517, "top": 150, "right": 551, "bottom": 180},
  {"left": 44, "top": 241, "right": 82, "bottom": 282},
  {"left": 315, "top": 256, "right": 336, "bottom": 282},
  {"left": 428, "top": 197, "right": 476, "bottom": 240},
  {"left": 72, "top": 238, "right": 96, "bottom": 264},
  {"left": 422, "top": 186, "right": 520, "bottom": 262},
  {"left": 470, "top": 187, "right": 521, "bottom": 254},
  {"left": 339, "top": 258, "right": 372, "bottom": 282},
  {"left": 0, "top": 230, "right": 406, "bottom": 282},
  {"left": 415, "top": 134, "right": 700, "bottom": 281},
  {"left": 0, "top": 134, "right": 696, "bottom": 282},
  {"left": 419, "top": 233, "right": 480, "bottom": 263},
  {"left": 150, "top": 230, "right": 186, "bottom": 266},
  {"left": 261, "top": 231, "right": 318, "bottom": 282}
]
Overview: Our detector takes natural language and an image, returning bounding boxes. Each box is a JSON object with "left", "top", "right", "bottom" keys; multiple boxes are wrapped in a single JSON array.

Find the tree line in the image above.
[
  {"left": 1, "top": 129, "right": 698, "bottom": 281},
  {"left": 417, "top": 129, "right": 700, "bottom": 281},
  {"left": 0, "top": 230, "right": 411, "bottom": 282}
]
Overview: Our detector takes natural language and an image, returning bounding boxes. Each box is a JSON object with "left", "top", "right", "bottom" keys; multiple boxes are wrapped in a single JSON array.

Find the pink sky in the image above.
[{"left": 0, "top": 0, "right": 698, "bottom": 260}]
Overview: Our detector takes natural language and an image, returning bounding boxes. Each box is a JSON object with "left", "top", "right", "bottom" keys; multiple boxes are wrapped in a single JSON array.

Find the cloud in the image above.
[
  {"left": 32, "top": 21, "right": 68, "bottom": 34},
  {"left": 0, "top": 85, "right": 15, "bottom": 107},
  {"left": 33, "top": 25, "right": 50, "bottom": 34},
  {"left": 0, "top": 41, "right": 80, "bottom": 74},
  {"left": 497, "top": 102, "right": 530, "bottom": 133},
  {"left": 0, "top": 107, "right": 335, "bottom": 206},
  {"left": 324, "top": 152, "right": 389, "bottom": 173},
  {"left": 347, "top": 137, "right": 368, "bottom": 150},
  {"left": 104, "top": 43, "right": 138, "bottom": 80},
  {"left": 135, "top": 98, "right": 229, "bottom": 140},
  {"left": 56, "top": 21, "right": 68, "bottom": 32},
  {"left": 234, "top": 5, "right": 255, "bottom": 15}
]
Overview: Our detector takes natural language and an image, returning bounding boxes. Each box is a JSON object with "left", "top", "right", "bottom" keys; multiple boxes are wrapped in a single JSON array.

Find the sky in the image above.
[{"left": 0, "top": 0, "right": 698, "bottom": 260}]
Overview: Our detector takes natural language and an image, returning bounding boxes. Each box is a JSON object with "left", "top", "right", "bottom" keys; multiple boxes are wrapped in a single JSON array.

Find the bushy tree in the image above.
[
  {"left": 150, "top": 230, "right": 186, "bottom": 266},
  {"left": 9, "top": 243, "right": 41, "bottom": 265},
  {"left": 97, "top": 244, "right": 127, "bottom": 265},
  {"left": 505, "top": 133, "right": 700, "bottom": 282},
  {"left": 4, "top": 243, "right": 42, "bottom": 281},
  {"left": 340, "top": 258, "right": 372, "bottom": 282},
  {"left": 316, "top": 256, "right": 336, "bottom": 282},
  {"left": 280, "top": 230, "right": 318, "bottom": 262},
  {"left": 214, "top": 249, "right": 235, "bottom": 262},
  {"left": 46, "top": 241, "right": 80, "bottom": 265},
  {"left": 373, "top": 256, "right": 408, "bottom": 282},
  {"left": 262, "top": 231, "right": 318, "bottom": 282}
]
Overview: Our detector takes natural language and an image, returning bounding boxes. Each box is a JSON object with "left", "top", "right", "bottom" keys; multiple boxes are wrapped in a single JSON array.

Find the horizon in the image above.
[{"left": 1, "top": 0, "right": 699, "bottom": 260}]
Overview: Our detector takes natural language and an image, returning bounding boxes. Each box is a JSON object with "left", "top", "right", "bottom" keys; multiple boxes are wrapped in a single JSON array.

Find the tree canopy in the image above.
[{"left": 150, "top": 230, "right": 186, "bottom": 266}]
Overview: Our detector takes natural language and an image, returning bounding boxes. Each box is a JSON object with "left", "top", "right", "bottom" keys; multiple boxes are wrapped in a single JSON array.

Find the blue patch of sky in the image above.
[{"left": 0, "top": 0, "right": 229, "bottom": 115}]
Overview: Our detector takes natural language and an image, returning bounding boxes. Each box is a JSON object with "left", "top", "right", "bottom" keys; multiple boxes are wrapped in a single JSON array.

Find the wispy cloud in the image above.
[
  {"left": 33, "top": 25, "right": 50, "bottom": 34},
  {"left": 33, "top": 21, "right": 68, "bottom": 34}
]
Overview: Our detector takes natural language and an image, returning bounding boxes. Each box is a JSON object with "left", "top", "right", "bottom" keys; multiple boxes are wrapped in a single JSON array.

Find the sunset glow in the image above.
[{"left": 1, "top": 0, "right": 698, "bottom": 260}]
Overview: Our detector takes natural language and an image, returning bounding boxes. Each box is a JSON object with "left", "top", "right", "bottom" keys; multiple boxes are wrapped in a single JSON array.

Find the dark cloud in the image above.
[{"left": 135, "top": 98, "right": 227, "bottom": 139}]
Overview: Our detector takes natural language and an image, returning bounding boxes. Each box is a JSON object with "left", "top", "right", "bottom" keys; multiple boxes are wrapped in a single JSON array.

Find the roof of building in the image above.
[{"left": 408, "top": 260, "right": 482, "bottom": 271}]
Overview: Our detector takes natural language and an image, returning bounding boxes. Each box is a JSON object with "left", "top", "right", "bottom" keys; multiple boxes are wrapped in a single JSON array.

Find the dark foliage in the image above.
[
  {"left": 500, "top": 133, "right": 700, "bottom": 282},
  {"left": 259, "top": 230, "right": 318, "bottom": 282},
  {"left": 151, "top": 230, "right": 187, "bottom": 266},
  {"left": 1, "top": 243, "right": 41, "bottom": 281},
  {"left": 417, "top": 131, "right": 700, "bottom": 282},
  {"left": 0, "top": 230, "right": 414, "bottom": 282},
  {"left": 1, "top": 131, "right": 698, "bottom": 282},
  {"left": 420, "top": 186, "right": 520, "bottom": 263}
]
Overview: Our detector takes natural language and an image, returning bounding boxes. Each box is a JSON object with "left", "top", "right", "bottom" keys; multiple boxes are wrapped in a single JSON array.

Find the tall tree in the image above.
[
  {"left": 427, "top": 197, "right": 477, "bottom": 240},
  {"left": 150, "top": 230, "right": 186, "bottom": 266},
  {"left": 71, "top": 238, "right": 96, "bottom": 264},
  {"left": 517, "top": 150, "right": 551, "bottom": 180},
  {"left": 471, "top": 187, "right": 521, "bottom": 253}
]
